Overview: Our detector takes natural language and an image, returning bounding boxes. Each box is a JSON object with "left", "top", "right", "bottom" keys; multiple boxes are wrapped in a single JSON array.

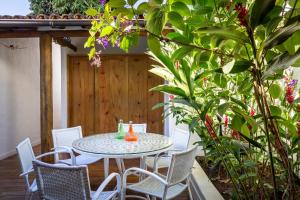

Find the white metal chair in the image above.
[
  {"left": 16, "top": 138, "right": 74, "bottom": 200},
  {"left": 33, "top": 159, "right": 121, "bottom": 200},
  {"left": 145, "top": 128, "right": 191, "bottom": 170},
  {"left": 117, "top": 123, "right": 147, "bottom": 174},
  {"left": 122, "top": 146, "right": 198, "bottom": 200},
  {"left": 52, "top": 126, "right": 112, "bottom": 176},
  {"left": 122, "top": 123, "right": 147, "bottom": 133}
]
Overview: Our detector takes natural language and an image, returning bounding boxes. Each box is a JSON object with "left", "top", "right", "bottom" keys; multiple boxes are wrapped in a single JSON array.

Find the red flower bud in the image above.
[
  {"left": 231, "top": 130, "right": 240, "bottom": 140},
  {"left": 250, "top": 108, "right": 255, "bottom": 117},
  {"left": 224, "top": 115, "right": 229, "bottom": 127},
  {"left": 286, "top": 86, "right": 294, "bottom": 96},
  {"left": 169, "top": 95, "right": 174, "bottom": 101},
  {"left": 287, "top": 95, "right": 294, "bottom": 104}
]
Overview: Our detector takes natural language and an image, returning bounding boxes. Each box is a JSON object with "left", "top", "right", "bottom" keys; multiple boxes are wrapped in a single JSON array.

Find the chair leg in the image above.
[
  {"left": 188, "top": 181, "right": 194, "bottom": 200},
  {"left": 104, "top": 158, "right": 109, "bottom": 178},
  {"left": 116, "top": 158, "right": 123, "bottom": 174},
  {"left": 139, "top": 156, "right": 146, "bottom": 181}
]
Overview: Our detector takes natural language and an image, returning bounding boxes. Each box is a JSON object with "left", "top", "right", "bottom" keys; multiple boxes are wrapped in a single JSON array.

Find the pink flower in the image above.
[
  {"left": 90, "top": 51, "right": 102, "bottom": 67},
  {"left": 169, "top": 95, "right": 174, "bottom": 101},
  {"left": 250, "top": 108, "right": 255, "bottom": 117}
]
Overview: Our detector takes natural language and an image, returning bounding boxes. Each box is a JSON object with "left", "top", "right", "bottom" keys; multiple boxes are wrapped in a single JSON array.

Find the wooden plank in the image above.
[
  {"left": 147, "top": 59, "right": 164, "bottom": 134},
  {"left": 128, "top": 55, "right": 148, "bottom": 124},
  {"left": 40, "top": 33, "right": 53, "bottom": 154},
  {"left": 68, "top": 56, "right": 95, "bottom": 136},
  {"left": 95, "top": 55, "right": 129, "bottom": 133}
]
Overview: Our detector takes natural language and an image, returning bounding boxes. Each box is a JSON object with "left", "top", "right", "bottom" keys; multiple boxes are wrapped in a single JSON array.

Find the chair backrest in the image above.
[
  {"left": 52, "top": 126, "right": 83, "bottom": 162},
  {"left": 123, "top": 123, "right": 147, "bottom": 133},
  {"left": 33, "top": 159, "right": 91, "bottom": 200},
  {"left": 172, "top": 128, "right": 191, "bottom": 151},
  {"left": 16, "top": 138, "right": 35, "bottom": 189},
  {"left": 166, "top": 146, "right": 198, "bottom": 185}
]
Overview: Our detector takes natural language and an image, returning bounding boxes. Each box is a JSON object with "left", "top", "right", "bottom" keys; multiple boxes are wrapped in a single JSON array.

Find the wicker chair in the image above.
[
  {"left": 122, "top": 146, "right": 198, "bottom": 200},
  {"left": 33, "top": 159, "right": 121, "bottom": 200},
  {"left": 145, "top": 128, "right": 191, "bottom": 170},
  {"left": 16, "top": 138, "right": 75, "bottom": 200}
]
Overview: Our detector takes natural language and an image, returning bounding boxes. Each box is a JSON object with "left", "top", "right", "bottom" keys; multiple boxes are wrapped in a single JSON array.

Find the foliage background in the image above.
[{"left": 29, "top": 0, "right": 100, "bottom": 15}]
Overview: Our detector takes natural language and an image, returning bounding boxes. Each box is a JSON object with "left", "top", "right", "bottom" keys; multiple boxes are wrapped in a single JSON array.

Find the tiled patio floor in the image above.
[{"left": 0, "top": 146, "right": 190, "bottom": 200}]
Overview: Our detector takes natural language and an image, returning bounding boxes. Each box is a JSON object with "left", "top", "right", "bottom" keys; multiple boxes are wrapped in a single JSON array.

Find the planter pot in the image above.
[{"left": 190, "top": 161, "right": 224, "bottom": 200}]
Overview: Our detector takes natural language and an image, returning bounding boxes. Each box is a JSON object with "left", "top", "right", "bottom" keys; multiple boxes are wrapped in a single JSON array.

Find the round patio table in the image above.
[{"left": 72, "top": 132, "right": 173, "bottom": 158}]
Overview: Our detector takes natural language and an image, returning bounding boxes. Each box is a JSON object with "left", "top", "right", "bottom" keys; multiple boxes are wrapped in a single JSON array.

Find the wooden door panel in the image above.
[
  {"left": 147, "top": 60, "right": 164, "bottom": 134},
  {"left": 68, "top": 55, "right": 163, "bottom": 135},
  {"left": 128, "top": 55, "right": 148, "bottom": 124},
  {"left": 68, "top": 56, "right": 95, "bottom": 136},
  {"left": 95, "top": 56, "right": 128, "bottom": 133}
]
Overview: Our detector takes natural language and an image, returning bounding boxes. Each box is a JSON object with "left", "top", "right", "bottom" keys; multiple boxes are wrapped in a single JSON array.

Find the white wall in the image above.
[{"left": 0, "top": 38, "right": 40, "bottom": 159}]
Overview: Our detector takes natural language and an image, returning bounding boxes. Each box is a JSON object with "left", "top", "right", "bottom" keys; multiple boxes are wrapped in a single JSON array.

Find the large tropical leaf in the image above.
[
  {"left": 147, "top": 51, "right": 182, "bottom": 82},
  {"left": 146, "top": 8, "right": 167, "bottom": 35},
  {"left": 264, "top": 22, "right": 300, "bottom": 50},
  {"left": 250, "top": 0, "right": 276, "bottom": 29},
  {"left": 263, "top": 49, "right": 300, "bottom": 78},
  {"left": 222, "top": 60, "right": 252, "bottom": 74},
  {"left": 196, "top": 27, "right": 250, "bottom": 43},
  {"left": 150, "top": 84, "right": 187, "bottom": 97}
]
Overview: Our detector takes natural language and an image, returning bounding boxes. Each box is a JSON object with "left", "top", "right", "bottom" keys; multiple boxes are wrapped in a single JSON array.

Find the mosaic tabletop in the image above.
[{"left": 72, "top": 132, "right": 173, "bottom": 157}]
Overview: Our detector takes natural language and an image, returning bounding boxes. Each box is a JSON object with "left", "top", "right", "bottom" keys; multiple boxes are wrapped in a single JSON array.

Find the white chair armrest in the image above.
[
  {"left": 52, "top": 146, "right": 73, "bottom": 153},
  {"left": 123, "top": 167, "right": 168, "bottom": 185},
  {"left": 92, "top": 173, "right": 121, "bottom": 200},
  {"left": 19, "top": 168, "right": 34, "bottom": 177},
  {"left": 153, "top": 154, "right": 171, "bottom": 172},
  {"left": 35, "top": 150, "right": 76, "bottom": 165}
]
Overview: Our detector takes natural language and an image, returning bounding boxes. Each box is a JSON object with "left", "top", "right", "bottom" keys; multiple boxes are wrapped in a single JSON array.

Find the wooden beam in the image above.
[
  {"left": 40, "top": 33, "right": 53, "bottom": 156},
  {"left": 0, "top": 30, "right": 40, "bottom": 38},
  {"left": 54, "top": 37, "right": 77, "bottom": 52}
]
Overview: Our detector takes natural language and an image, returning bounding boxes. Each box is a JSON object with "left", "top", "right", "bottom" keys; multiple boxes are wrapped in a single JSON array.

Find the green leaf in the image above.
[
  {"left": 168, "top": 11, "right": 185, "bottom": 30},
  {"left": 150, "top": 85, "right": 187, "bottom": 97},
  {"left": 282, "top": 30, "right": 300, "bottom": 55},
  {"left": 120, "top": 36, "right": 130, "bottom": 52},
  {"left": 264, "top": 22, "right": 300, "bottom": 50},
  {"left": 231, "top": 115, "right": 245, "bottom": 132},
  {"left": 108, "top": 0, "right": 126, "bottom": 8},
  {"left": 88, "top": 48, "right": 95, "bottom": 60},
  {"left": 146, "top": 8, "right": 167, "bottom": 35},
  {"left": 241, "top": 123, "right": 250, "bottom": 137},
  {"left": 128, "top": 0, "right": 138, "bottom": 6},
  {"left": 181, "top": 59, "right": 193, "bottom": 96},
  {"left": 100, "top": 26, "right": 113, "bottom": 37},
  {"left": 200, "top": 100, "right": 214, "bottom": 121},
  {"left": 197, "top": 26, "right": 250, "bottom": 43},
  {"left": 147, "top": 35, "right": 161, "bottom": 56},
  {"left": 171, "top": 2, "right": 190, "bottom": 16},
  {"left": 223, "top": 60, "right": 252, "bottom": 74},
  {"left": 269, "top": 105, "right": 282, "bottom": 116},
  {"left": 147, "top": 51, "right": 182, "bottom": 82},
  {"left": 250, "top": 0, "right": 276, "bottom": 29},
  {"left": 269, "top": 83, "right": 282, "bottom": 99},
  {"left": 85, "top": 8, "right": 98, "bottom": 17},
  {"left": 136, "top": 2, "right": 149, "bottom": 13},
  {"left": 166, "top": 32, "right": 191, "bottom": 43},
  {"left": 171, "top": 47, "right": 192, "bottom": 61},
  {"left": 213, "top": 73, "right": 227, "bottom": 88},
  {"left": 263, "top": 49, "right": 300, "bottom": 78}
]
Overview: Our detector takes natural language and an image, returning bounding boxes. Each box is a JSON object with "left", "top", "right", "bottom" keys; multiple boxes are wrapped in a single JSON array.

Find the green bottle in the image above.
[{"left": 115, "top": 119, "right": 125, "bottom": 139}]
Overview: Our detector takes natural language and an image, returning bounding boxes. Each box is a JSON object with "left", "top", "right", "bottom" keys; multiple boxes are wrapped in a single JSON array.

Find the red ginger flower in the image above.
[
  {"left": 232, "top": 130, "right": 240, "bottom": 140},
  {"left": 234, "top": 3, "right": 248, "bottom": 27},
  {"left": 250, "top": 108, "right": 255, "bottom": 117},
  {"left": 287, "top": 94, "right": 295, "bottom": 104},
  {"left": 169, "top": 95, "right": 174, "bottom": 101},
  {"left": 224, "top": 115, "right": 229, "bottom": 127},
  {"left": 205, "top": 115, "right": 220, "bottom": 143}
]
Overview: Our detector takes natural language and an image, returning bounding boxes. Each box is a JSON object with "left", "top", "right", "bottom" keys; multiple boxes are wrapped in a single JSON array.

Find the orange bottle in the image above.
[{"left": 125, "top": 121, "right": 138, "bottom": 141}]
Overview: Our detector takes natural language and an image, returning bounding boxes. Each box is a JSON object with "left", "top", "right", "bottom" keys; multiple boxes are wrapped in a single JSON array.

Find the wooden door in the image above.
[
  {"left": 68, "top": 55, "right": 163, "bottom": 135},
  {"left": 68, "top": 56, "right": 95, "bottom": 136}
]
